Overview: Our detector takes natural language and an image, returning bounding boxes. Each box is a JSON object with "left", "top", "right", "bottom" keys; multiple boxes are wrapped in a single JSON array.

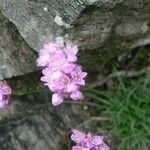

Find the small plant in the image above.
[
  {"left": 37, "top": 42, "right": 87, "bottom": 106},
  {"left": 71, "top": 129, "right": 109, "bottom": 150},
  {"left": 87, "top": 78, "right": 150, "bottom": 150},
  {"left": 0, "top": 81, "right": 11, "bottom": 108}
]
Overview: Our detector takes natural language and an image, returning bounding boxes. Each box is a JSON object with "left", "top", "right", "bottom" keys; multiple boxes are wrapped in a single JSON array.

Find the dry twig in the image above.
[
  {"left": 76, "top": 116, "right": 109, "bottom": 128},
  {"left": 91, "top": 66, "right": 150, "bottom": 88}
]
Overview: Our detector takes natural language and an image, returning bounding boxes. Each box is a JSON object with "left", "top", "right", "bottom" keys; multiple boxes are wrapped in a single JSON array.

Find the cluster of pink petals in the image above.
[
  {"left": 0, "top": 81, "right": 11, "bottom": 108},
  {"left": 37, "top": 42, "right": 87, "bottom": 106},
  {"left": 71, "top": 129, "right": 110, "bottom": 150}
]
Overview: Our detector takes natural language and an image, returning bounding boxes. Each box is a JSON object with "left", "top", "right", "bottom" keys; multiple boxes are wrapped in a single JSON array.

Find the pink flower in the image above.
[
  {"left": 37, "top": 43, "right": 61, "bottom": 67},
  {"left": 48, "top": 51, "right": 67, "bottom": 70},
  {"left": 52, "top": 93, "right": 63, "bottom": 106},
  {"left": 41, "top": 69, "right": 77, "bottom": 93},
  {"left": 97, "top": 143, "right": 110, "bottom": 150},
  {"left": 71, "top": 129, "right": 109, "bottom": 150},
  {"left": 0, "top": 81, "right": 11, "bottom": 108},
  {"left": 37, "top": 42, "right": 87, "bottom": 106},
  {"left": 71, "top": 129, "right": 86, "bottom": 143},
  {"left": 71, "top": 66, "right": 87, "bottom": 85},
  {"left": 63, "top": 43, "right": 78, "bottom": 62},
  {"left": 70, "top": 91, "right": 83, "bottom": 100},
  {"left": 90, "top": 135, "right": 104, "bottom": 145},
  {"left": 86, "top": 133, "right": 105, "bottom": 149}
]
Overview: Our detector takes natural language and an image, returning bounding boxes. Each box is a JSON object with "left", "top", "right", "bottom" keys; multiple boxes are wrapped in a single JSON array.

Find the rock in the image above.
[
  {"left": 0, "top": 0, "right": 149, "bottom": 80},
  {"left": 68, "top": 1, "right": 150, "bottom": 52},
  {"left": 0, "top": 92, "right": 89, "bottom": 150},
  {"left": 0, "top": 12, "right": 37, "bottom": 79},
  {"left": 0, "top": 0, "right": 95, "bottom": 50},
  {"left": 0, "top": 0, "right": 150, "bottom": 52},
  {"left": 0, "top": 0, "right": 150, "bottom": 77}
]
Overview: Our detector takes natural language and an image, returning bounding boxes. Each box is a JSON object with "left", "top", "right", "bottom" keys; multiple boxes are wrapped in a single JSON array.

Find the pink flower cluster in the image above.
[
  {"left": 71, "top": 129, "right": 109, "bottom": 150},
  {"left": 0, "top": 81, "right": 11, "bottom": 108},
  {"left": 37, "top": 43, "right": 87, "bottom": 106}
]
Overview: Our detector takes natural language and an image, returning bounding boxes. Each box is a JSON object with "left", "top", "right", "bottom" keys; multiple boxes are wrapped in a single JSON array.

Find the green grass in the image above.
[{"left": 86, "top": 78, "right": 150, "bottom": 150}]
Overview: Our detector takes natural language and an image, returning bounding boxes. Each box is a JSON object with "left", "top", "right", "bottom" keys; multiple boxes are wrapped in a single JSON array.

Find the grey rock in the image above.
[
  {"left": 0, "top": 12, "right": 37, "bottom": 79},
  {"left": 0, "top": 0, "right": 94, "bottom": 50},
  {"left": 68, "top": 2, "right": 150, "bottom": 52},
  {"left": 0, "top": 92, "right": 89, "bottom": 150},
  {"left": 0, "top": 0, "right": 150, "bottom": 52}
]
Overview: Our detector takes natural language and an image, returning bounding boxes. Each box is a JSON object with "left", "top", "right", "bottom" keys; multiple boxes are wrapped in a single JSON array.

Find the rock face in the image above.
[
  {"left": 0, "top": 12, "right": 37, "bottom": 79},
  {"left": 0, "top": 92, "right": 89, "bottom": 150},
  {"left": 0, "top": 0, "right": 150, "bottom": 52},
  {"left": 0, "top": 0, "right": 150, "bottom": 79},
  {"left": 0, "top": 0, "right": 95, "bottom": 50},
  {"left": 68, "top": 1, "right": 150, "bottom": 54}
]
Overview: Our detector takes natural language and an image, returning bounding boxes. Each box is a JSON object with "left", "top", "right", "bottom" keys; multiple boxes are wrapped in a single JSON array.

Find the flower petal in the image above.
[
  {"left": 52, "top": 93, "right": 63, "bottom": 106},
  {"left": 71, "top": 129, "right": 86, "bottom": 143},
  {"left": 70, "top": 91, "right": 83, "bottom": 100}
]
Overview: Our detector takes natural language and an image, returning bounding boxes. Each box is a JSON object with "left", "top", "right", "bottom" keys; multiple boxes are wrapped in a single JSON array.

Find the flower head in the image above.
[
  {"left": 37, "top": 42, "right": 61, "bottom": 67},
  {"left": 71, "top": 129, "right": 109, "bottom": 150},
  {"left": 0, "top": 81, "right": 11, "bottom": 108},
  {"left": 37, "top": 42, "right": 87, "bottom": 106}
]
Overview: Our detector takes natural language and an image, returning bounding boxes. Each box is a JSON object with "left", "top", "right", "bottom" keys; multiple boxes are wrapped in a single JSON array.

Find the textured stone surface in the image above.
[
  {"left": 0, "top": 12, "right": 37, "bottom": 79},
  {"left": 0, "top": 0, "right": 94, "bottom": 50},
  {"left": 0, "top": 92, "right": 89, "bottom": 150},
  {"left": 1, "top": 0, "right": 150, "bottom": 80},
  {"left": 0, "top": 0, "right": 150, "bottom": 52},
  {"left": 68, "top": 2, "right": 150, "bottom": 52}
]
